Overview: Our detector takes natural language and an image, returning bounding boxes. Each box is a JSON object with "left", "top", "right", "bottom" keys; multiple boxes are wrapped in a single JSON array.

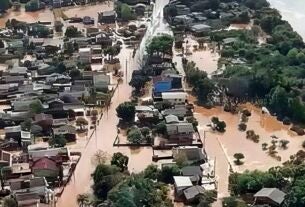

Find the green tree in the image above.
[
  {"left": 143, "top": 164, "right": 160, "bottom": 180},
  {"left": 146, "top": 34, "right": 174, "bottom": 57},
  {"left": 154, "top": 121, "right": 167, "bottom": 135},
  {"left": 104, "top": 45, "right": 120, "bottom": 61},
  {"left": 3, "top": 197, "right": 17, "bottom": 207},
  {"left": 222, "top": 196, "right": 247, "bottom": 207},
  {"left": 157, "top": 165, "right": 180, "bottom": 184},
  {"left": 195, "top": 78, "right": 215, "bottom": 104},
  {"left": 77, "top": 194, "right": 90, "bottom": 207},
  {"left": 111, "top": 152, "right": 129, "bottom": 171},
  {"left": 25, "top": 0, "right": 40, "bottom": 12},
  {"left": 279, "top": 139, "right": 289, "bottom": 149},
  {"left": 140, "top": 127, "right": 150, "bottom": 138},
  {"left": 76, "top": 117, "right": 88, "bottom": 130},
  {"left": 69, "top": 69, "right": 81, "bottom": 80},
  {"left": 129, "top": 75, "right": 149, "bottom": 93},
  {"left": 217, "top": 121, "right": 226, "bottom": 132},
  {"left": 21, "top": 118, "right": 32, "bottom": 131},
  {"left": 289, "top": 98, "right": 305, "bottom": 123},
  {"left": 127, "top": 128, "right": 144, "bottom": 144},
  {"left": 116, "top": 102, "right": 135, "bottom": 122},
  {"left": 29, "top": 100, "right": 43, "bottom": 114},
  {"left": 92, "top": 164, "right": 122, "bottom": 200},
  {"left": 108, "top": 176, "right": 173, "bottom": 207},
  {"left": 198, "top": 190, "right": 217, "bottom": 207},
  {"left": 49, "top": 135, "right": 67, "bottom": 147},
  {"left": 233, "top": 153, "right": 245, "bottom": 165},
  {"left": 0, "top": 0, "right": 10, "bottom": 12},
  {"left": 287, "top": 48, "right": 299, "bottom": 65},
  {"left": 65, "top": 26, "right": 80, "bottom": 38},
  {"left": 287, "top": 178, "right": 305, "bottom": 207},
  {"left": 120, "top": 3, "right": 135, "bottom": 21}
]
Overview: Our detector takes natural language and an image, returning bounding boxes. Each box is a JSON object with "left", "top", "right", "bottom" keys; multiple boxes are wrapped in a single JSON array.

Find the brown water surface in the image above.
[{"left": 0, "top": 8, "right": 54, "bottom": 28}]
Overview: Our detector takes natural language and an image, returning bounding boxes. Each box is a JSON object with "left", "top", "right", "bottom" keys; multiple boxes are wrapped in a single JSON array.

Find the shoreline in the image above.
[{"left": 268, "top": 0, "right": 305, "bottom": 40}]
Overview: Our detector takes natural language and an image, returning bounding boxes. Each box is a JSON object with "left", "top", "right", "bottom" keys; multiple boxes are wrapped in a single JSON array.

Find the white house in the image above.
[
  {"left": 161, "top": 92, "right": 187, "bottom": 105},
  {"left": 79, "top": 47, "right": 92, "bottom": 64}
]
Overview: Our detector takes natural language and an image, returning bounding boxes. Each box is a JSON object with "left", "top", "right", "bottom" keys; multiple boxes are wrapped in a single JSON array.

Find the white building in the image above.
[
  {"left": 161, "top": 92, "right": 187, "bottom": 105},
  {"left": 79, "top": 47, "right": 92, "bottom": 64}
]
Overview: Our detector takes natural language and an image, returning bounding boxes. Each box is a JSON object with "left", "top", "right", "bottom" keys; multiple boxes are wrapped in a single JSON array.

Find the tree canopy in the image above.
[
  {"left": 146, "top": 34, "right": 174, "bottom": 57},
  {"left": 0, "top": 0, "right": 10, "bottom": 12},
  {"left": 116, "top": 102, "right": 135, "bottom": 122},
  {"left": 111, "top": 152, "right": 129, "bottom": 172}
]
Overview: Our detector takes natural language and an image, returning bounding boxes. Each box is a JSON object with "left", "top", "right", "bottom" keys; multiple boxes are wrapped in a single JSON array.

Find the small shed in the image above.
[{"left": 254, "top": 188, "right": 286, "bottom": 207}]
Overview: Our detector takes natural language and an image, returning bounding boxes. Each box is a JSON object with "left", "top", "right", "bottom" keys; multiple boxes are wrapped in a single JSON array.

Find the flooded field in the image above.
[
  {"left": 63, "top": 2, "right": 113, "bottom": 28},
  {"left": 194, "top": 103, "right": 304, "bottom": 172},
  {"left": 0, "top": 7, "right": 54, "bottom": 28},
  {"left": 185, "top": 37, "right": 220, "bottom": 75},
  {"left": 0, "top": 2, "right": 113, "bottom": 29}
]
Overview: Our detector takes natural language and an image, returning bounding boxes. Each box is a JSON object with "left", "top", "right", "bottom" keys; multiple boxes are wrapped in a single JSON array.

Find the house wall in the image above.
[
  {"left": 33, "top": 169, "right": 59, "bottom": 179},
  {"left": 162, "top": 97, "right": 186, "bottom": 105}
]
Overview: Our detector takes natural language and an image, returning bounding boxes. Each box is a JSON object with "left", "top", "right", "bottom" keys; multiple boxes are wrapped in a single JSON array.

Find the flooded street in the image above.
[
  {"left": 57, "top": 0, "right": 170, "bottom": 206},
  {"left": 1, "top": 0, "right": 303, "bottom": 206}
]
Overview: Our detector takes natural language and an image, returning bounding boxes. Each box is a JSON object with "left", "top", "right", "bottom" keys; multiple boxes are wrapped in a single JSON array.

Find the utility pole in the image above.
[{"left": 125, "top": 58, "right": 128, "bottom": 83}]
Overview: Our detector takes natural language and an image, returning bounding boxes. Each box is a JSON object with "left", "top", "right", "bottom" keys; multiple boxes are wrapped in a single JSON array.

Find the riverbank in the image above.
[{"left": 268, "top": 0, "right": 305, "bottom": 40}]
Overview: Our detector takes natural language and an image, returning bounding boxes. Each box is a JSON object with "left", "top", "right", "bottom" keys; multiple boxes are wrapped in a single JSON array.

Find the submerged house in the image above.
[
  {"left": 98, "top": 10, "right": 116, "bottom": 24},
  {"left": 173, "top": 146, "right": 206, "bottom": 165},
  {"left": 254, "top": 188, "right": 286, "bottom": 207},
  {"left": 31, "top": 157, "right": 61, "bottom": 181},
  {"left": 162, "top": 92, "right": 187, "bottom": 105},
  {"left": 53, "top": 125, "right": 76, "bottom": 142}
]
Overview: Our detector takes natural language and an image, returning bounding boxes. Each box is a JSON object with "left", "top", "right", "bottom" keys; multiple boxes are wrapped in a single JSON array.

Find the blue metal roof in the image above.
[{"left": 154, "top": 80, "right": 172, "bottom": 93}]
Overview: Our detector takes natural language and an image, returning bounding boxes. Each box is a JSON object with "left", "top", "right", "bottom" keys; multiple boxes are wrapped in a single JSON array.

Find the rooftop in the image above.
[
  {"left": 174, "top": 176, "right": 193, "bottom": 188},
  {"left": 254, "top": 188, "right": 286, "bottom": 205},
  {"left": 162, "top": 92, "right": 187, "bottom": 100}
]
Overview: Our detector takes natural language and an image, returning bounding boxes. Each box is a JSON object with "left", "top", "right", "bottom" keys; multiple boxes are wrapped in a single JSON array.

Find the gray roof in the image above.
[
  {"left": 173, "top": 147, "right": 205, "bottom": 163},
  {"left": 162, "top": 107, "right": 187, "bottom": 117},
  {"left": 254, "top": 188, "right": 286, "bottom": 205},
  {"left": 9, "top": 66, "right": 28, "bottom": 74},
  {"left": 190, "top": 24, "right": 211, "bottom": 33},
  {"left": 3, "top": 76, "right": 25, "bottom": 83},
  {"left": 101, "top": 10, "right": 116, "bottom": 16},
  {"left": 135, "top": 105, "right": 155, "bottom": 112},
  {"left": 181, "top": 166, "right": 202, "bottom": 177},
  {"left": 28, "top": 147, "right": 68, "bottom": 159},
  {"left": 10, "top": 177, "right": 46, "bottom": 191},
  {"left": 53, "top": 125, "right": 76, "bottom": 135},
  {"left": 223, "top": 37, "right": 238, "bottom": 45},
  {"left": 183, "top": 185, "right": 205, "bottom": 200},
  {"left": 165, "top": 114, "right": 179, "bottom": 124},
  {"left": 5, "top": 125, "right": 21, "bottom": 133},
  {"left": 166, "top": 122, "right": 194, "bottom": 134}
]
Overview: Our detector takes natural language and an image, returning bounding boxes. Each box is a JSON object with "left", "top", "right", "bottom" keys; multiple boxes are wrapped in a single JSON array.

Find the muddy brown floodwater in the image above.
[
  {"left": 194, "top": 102, "right": 304, "bottom": 172},
  {"left": 57, "top": 46, "right": 154, "bottom": 207},
  {"left": 183, "top": 36, "right": 220, "bottom": 76},
  {"left": 0, "top": 7, "right": 54, "bottom": 27},
  {"left": 63, "top": 2, "right": 114, "bottom": 29},
  {"left": 192, "top": 101, "right": 305, "bottom": 207}
]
